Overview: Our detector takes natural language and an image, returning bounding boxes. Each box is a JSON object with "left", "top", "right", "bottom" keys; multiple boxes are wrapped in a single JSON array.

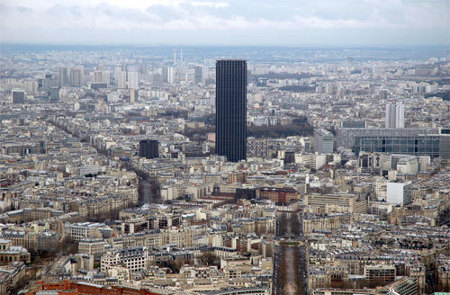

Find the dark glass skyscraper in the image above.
[
  {"left": 216, "top": 60, "right": 247, "bottom": 162},
  {"left": 139, "top": 140, "right": 159, "bottom": 159}
]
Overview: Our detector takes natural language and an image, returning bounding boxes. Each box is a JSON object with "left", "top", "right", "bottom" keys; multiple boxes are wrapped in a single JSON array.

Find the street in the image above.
[{"left": 274, "top": 211, "right": 307, "bottom": 295}]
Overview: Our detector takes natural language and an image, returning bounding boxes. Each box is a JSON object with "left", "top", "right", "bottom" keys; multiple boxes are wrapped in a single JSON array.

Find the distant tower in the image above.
[
  {"left": 127, "top": 72, "right": 139, "bottom": 89},
  {"left": 94, "top": 71, "right": 103, "bottom": 83},
  {"left": 117, "top": 71, "right": 127, "bottom": 89},
  {"left": 216, "top": 60, "right": 247, "bottom": 162},
  {"left": 385, "top": 102, "right": 405, "bottom": 128},
  {"left": 58, "top": 67, "right": 69, "bottom": 86},
  {"left": 194, "top": 66, "right": 203, "bottom": 85},
  {"left": 70, "top": 68, "right": 82, "bottom": 87},
  {"left": 162, "top": 67, "right": 174, "bottom": 84},
  {"left": 139, "top": 140, "right": 159, "bottom": 159},
  {"left": 173, "top": 49, "right": 177, "bottom": 65},
  {"left": 49, "top": 87, "right": 60, "bottom": 102},
  {"left": 180, "top": 48, "right": 183, "bottom": 64}
]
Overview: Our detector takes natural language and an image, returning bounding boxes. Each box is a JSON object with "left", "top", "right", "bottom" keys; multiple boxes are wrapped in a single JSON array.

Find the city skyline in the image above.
[
  {"left": 1, "top": 1, "right": 450, "bottom": 294},
  {"left": 1, "top": 38, "right": 449, "bottom": 295}
]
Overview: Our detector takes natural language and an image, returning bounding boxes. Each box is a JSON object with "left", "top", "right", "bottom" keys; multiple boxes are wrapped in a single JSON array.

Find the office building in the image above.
[
  {"left": 48, "top": 87, "right": 60, "bottom": 102},
  {"left": 101, "top": 247, "right": 150, "bottom": 273},
  {"left": 94, "top": 71, "right": 110, "bottom": 87},
  {"left": 216, "top": 60, "right": 247, "bottom": 162},
  {"left": 386, "top": 182, "right": 412, "bottom": 205},
  {"left": 12, "top": 90, "right": 25, "bottom": 104},
  {"left": 58, "top": 67, "right": 69, "bottom": 86},
  {"left": 386, "top": 102, "right": 405, "bottom": 128},
  {"left": 127, "top": 72, "right": 139, "bottom": 90},
  {"left": 94, "top": 71, "right": 103, "bottom": 83},
  {"left": 40, "top": 75, "right": 58, "bottom": 92},
  {"left": 151, "top": 73, "right": 163, "bottom": 87},
  {"left": 139, "top": 140, "right": 159, "bottom": 159},
  {"left": 162, "top": 67, "right": 174, "bottom": 84},
  {"left": 70, "top": 68, "right": 82, "bottom": 87},
  {"left": 396, "top": 156, "right": 419, "bottom": 175},
  {"left": 116, "top": 71, "right": 127, "bottom": 89},
  {"left": 194, "top": 66, "right": 203, "bottom": 85},
  {"left": 364, "top": 264, "right": 396, "bottom": 284},
  {"left": 314, "top": 129, "right": 334, "bottom": 154},
  {"left": 24, "top": 80, "right": 38, "bottom": 95},
  {"left": 353, "top": 134, "right": 449, "bottom": 159},
  {"left": 336, "top": 127, "right": 439, "bottom": 149}
]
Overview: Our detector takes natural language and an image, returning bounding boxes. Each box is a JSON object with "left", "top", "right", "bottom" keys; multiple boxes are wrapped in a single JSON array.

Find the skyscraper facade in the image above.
[
  {"left": 216, "top": 60, "right": 247, "bottom": 162},
  {"left": 70, "top": 68, "right": 82, "bottom": 87},
  {"left": 58, "top": 67, "right": 69, "bottom": 86},
  {"left": 194, "top": 66, "right": 203, "bottom": 85},
  {"left": 127, "top": 72, "right": 139, "bottom": 90},
  {"left": 116, "top": 71, "right": 127, "bottom": 89},
  {"left": 385, "top": 102, "right": 405, "bottom": 128},
  {"left": 162, "top": 67, "right": 174, "bottom": 84}
]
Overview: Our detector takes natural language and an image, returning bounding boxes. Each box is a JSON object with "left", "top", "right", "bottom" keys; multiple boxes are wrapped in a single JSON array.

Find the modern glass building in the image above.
[
  {"left": 139, "top": 140, "right": 159, "bottom": 159},
  {"left": 314, "top": 129, "right": 334, "bottom": 154},
  {"left": 336, "top": 128, "right": 440, "bottom": 149},
  {"left": 216, "top": 60, "right": 247, "bottom": 162},
  {"left": 353, "top": 135, "right": 450, "bottom": 159}
]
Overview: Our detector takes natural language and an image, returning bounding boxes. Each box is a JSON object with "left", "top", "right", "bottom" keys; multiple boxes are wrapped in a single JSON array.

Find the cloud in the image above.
[
  {"left": 190, "top": 2, "right": 229, "bottom": 8},
  {"left": 0, "top": 0, "right": 449, "bottom": 45}
]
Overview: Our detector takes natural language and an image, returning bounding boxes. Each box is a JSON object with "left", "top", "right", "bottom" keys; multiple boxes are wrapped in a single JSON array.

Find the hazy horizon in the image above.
[{"left": 2, "top": 44, "right": 448, "bottom": 63}]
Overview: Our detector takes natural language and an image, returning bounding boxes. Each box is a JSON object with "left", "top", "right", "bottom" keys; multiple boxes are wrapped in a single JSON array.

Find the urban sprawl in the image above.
[{"left": 0, "top": 46, "right": 449, "bottom": 295}]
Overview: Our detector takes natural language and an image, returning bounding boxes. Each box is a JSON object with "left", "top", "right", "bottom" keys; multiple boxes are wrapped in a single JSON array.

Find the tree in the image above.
[
  {"left": 157, "top": 260, "right": 180, "bottom": 273},
  {"left": 198, "top": 253, "right": 220, "bottom": 267}
]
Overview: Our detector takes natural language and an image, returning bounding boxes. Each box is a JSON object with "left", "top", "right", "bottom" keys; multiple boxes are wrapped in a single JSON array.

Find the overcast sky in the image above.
[{"left": 1, "top": 0, "right": 449, "bottom": 46}]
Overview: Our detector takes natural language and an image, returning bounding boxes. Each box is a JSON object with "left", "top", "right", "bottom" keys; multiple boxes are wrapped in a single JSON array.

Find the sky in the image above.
[{"left": 0, "top": 0, "right": 449, "bottom": 46}]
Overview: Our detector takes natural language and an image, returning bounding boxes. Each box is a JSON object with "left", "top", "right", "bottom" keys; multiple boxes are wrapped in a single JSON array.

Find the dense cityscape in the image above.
[{"left": 0, "top": 44, "right": 448, "bottom": 295}]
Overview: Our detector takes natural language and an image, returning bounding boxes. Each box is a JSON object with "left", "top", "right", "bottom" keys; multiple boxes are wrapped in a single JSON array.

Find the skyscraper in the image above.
[
  {"left": 194, "top": 66, "right": 203, "bottom": 85},
  {"left": 94, "top": 71, "right": 103, "bottom": 83},
  {"left": 127, "top": 72, "right": 139, "bottom": 89},
  {"left": 216, "top": 60, "right": 247, "bottom": 162},
  {"left": 70, "top": 68, "right": 82, "bottom": 87},
  {"left": 385, "top": 102, "right": 405, "bottom": 128},
  {"left": 162, "top": 67, "right": 174, "bottom": 84},
  {"left": 116, "top": 71, "right": 127, "bottom": 89},
  {"left": 58, "top": 67, "right": 69, "bottom": 86}
]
